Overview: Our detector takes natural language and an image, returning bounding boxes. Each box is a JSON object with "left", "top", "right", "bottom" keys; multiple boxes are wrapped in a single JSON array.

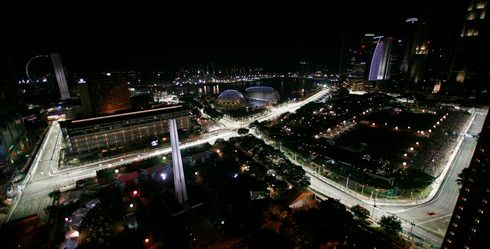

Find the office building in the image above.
[
  {"left": 78, "top": 73, "right": 132, "bottom": 116},
  {"left": 60, "top": 105, "right": 191, "bottom": 156},
  {"left": 400, "top": 17, "right": 430, "bottom": 84},
  {"left": 0, "top": 112, "right": 28, "bottom": 168},
  {"left": 344, "top": 33, "right": 377, "bottom": 82},
  {"left": 368, "top": 36, "right": 393, "bottom": 81},
  {"left": 461, "top": 0, "right": 487, "bottom": 38},
  {"left": 442, "top": 117, "right": 489, "bottom": 249},
  {"left": 449, "top": 0, "right": 489, "bottom": 85}
]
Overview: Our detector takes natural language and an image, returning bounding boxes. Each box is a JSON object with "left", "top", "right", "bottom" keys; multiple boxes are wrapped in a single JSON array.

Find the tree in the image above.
[
  {"left": 48, "top": 190, "right": 61, "bottom": 205},
  {"left": 249, "top": 229, "right": 294, "bottom": 249},
  {"left": 350, "top": 205, "right": 370, "bottom": 220},
  {"left": 282, "top": 165, "right": 310, "bottom": 188},
  {"left": 48, "top": 190, "right": 60, "bottom": 199},
  {"left": 204, "top": 106, "right": 223, "bottom": 119},
  {"left": 337, "top": 87, "right": 350, "bottom": 97},
  {"left": 238, "top": 128, "right": 249, "bottom": 135},
  {"left": 379, "top": 215, "right": 402, "bottom": 235},
  {"left": 249, "top": 120, "right": 260, "bottom": 128},
  {"left": 457, "top": 167, "right": 473, "bottom": 185},
  {"left": 282, "top": 199, "right": 353, "bottom": 248}
]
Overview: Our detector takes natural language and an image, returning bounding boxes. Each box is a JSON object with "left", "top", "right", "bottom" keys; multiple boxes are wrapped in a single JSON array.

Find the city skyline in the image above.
[{"left": 1, "top": 1, "right": 489, "bottom": 249}]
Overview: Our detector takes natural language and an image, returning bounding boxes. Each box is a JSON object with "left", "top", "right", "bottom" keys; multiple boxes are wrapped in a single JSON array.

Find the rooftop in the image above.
[{"left": 60, "top": 105, "right": 190, "bottom": 129}]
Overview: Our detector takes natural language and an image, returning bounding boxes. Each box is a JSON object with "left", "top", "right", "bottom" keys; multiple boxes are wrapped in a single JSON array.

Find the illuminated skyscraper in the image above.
[
  {"left": 400, "top": 17, "right": 430, "bottom": 84},
  {"left": 79, "top": 73, "right": 131, "bottom": 116},
  {"left": 368, "top": 36, "right": 392, "bottom": 81},
  {"left": 442, "top": 118, "right": 489, "bottom": 249},
  {"left": 50, "top": 53, "right": 71, "bottom": 100},
  {"left": 449, "top": 0, "right": 488, "bottom": 85},
  {"left": 461, "top": 0, "right": 487, "bottom": 38},
  {"left": 346, "top": 33, "right": 377, "bottom": 81}
]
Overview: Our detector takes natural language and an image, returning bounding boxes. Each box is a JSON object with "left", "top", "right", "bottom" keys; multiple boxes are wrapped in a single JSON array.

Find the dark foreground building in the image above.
[
  {"left": 442, "top": 116, "right": 489, "bottom": 249},
  {"left": 0, "top": 112, "right": 28, "bottom": 177}
]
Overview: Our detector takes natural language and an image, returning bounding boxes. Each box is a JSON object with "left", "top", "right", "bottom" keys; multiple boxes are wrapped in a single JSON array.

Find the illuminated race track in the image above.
[
  {"left": 5, "top": 88, "right": 330, "bottom": 222},
  {"left": 303, "top": 108, "right": 487, "bottom": 248},
  {"left": 5, "top": 87, "right": 486, "bottom": 249}
]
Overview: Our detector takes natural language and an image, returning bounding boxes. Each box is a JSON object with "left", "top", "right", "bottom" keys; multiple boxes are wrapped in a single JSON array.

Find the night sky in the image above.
[{"left": 3, "top": 0, "right": 466, "bottom": 72}]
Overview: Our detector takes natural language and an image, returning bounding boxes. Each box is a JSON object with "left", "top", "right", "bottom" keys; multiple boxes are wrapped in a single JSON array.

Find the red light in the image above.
[
  {"left": 361, "top": 44, "right": 366, "bottom": 49},
  {"left": 133, "top": 190, "right": 138, "bottom": 195}
]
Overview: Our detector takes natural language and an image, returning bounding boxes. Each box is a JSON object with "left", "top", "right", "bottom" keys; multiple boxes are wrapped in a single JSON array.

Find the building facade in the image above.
[
  {"left": 449, "top": 0, "right": 489, "bottom": 86},
  {"left": 0, "top": 113, "right": 28, "bottom": 168},
  {"left": 79, "top": 73, "right": 132, "bottom": 117},
  {"left": 215, "top": 89, "right": 245, "bottom": 107},
  {"left": 60, "top": 106, "right": 191, "bottom": 156},
  {"left": 441, "top": 117, "right": 489, "bottom": 249},
  {"left": 50, "top": 53, "right": 71, "bottom": 100},
  {"left": 368, "top": 36, "right": 393, "bottom": 81},
  {"left": 400, "top": 17, "right": 430, "bottom": 84},
  {"left": 245, "top": 86, "right": 280, "bottom": 107}
]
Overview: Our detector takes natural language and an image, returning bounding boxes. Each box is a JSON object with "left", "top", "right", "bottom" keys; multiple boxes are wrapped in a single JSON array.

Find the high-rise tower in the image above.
[
  {"left": 368, "top": 36, "right": 393, "bottom": 81},
  {"left": 50, "top": 53, "right": 71, "bottom": 100},
  {"left": 78, "top": 73, "right": 131, "bottom": 117},
  {"left": 400, "top": 17, "right": 430, "bottom": 84},
  {"left": 449, "top": 0, "right": 489, "bottom": 85}
]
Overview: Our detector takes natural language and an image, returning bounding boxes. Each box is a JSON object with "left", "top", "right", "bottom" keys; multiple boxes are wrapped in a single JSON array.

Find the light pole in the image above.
[
  {"left": 372, "top": 189, "right": 378, "bottom": 219},
  {"left": 409, "top": 222, "right": 415, "bottom": 242}
]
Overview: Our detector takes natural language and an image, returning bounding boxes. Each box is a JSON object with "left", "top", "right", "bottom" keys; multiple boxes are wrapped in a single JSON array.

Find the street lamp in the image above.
[{"left": 372, "top": 189, "right": 378, "bottom": 218}]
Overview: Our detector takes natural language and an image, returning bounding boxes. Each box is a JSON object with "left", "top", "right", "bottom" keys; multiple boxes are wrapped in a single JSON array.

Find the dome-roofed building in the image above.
[
  {"left": 245, "top": 86, "right": 280, "bottom": 107},
  {"left": 216, "top": 89, "right": 245, "bottom": 107}
]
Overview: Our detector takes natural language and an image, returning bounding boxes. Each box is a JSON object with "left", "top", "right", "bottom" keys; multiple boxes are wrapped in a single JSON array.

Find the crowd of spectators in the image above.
[{"left": 410, "top": 111, "right": 471, "bottom": 177}]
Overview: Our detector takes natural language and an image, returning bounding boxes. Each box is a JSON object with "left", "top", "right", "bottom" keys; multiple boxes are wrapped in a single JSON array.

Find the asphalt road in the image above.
[
  {"left": 307, "top": 108, "right": 487, "bottom": 248},
  {"left": 5, "top": 89, "right": 486, "bottom": 249},
  {"left": 6, "top": 128, "right": 239, "bottom": 222},
  {"left": 388, "top": 109, "right": 487, "bottom": 247},
  {"left": 6, "top": 88, "right": 331, "bottom": 223}
]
